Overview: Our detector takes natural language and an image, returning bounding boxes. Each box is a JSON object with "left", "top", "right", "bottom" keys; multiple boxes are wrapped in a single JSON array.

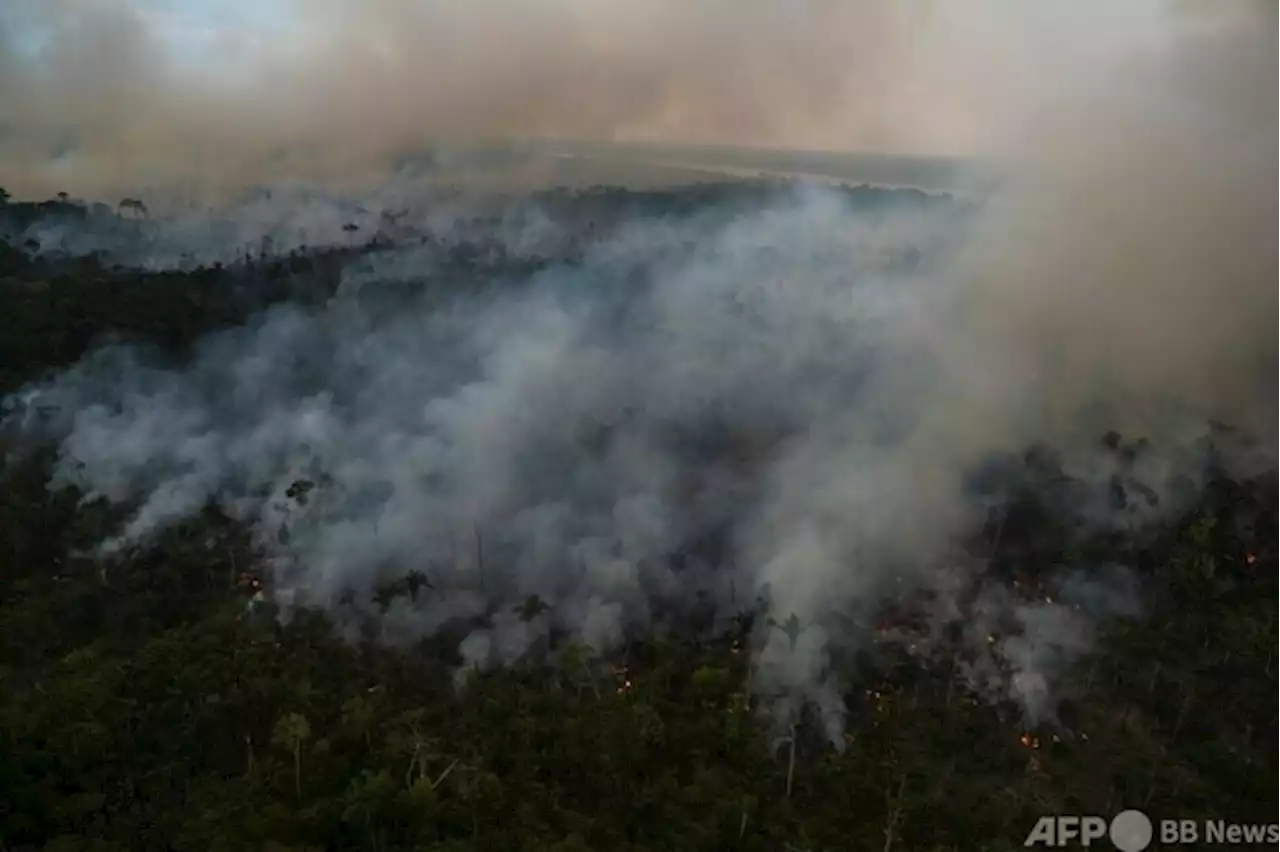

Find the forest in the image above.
[{"left": 0, "top": 184, "right": 1275, "bottom": 852}]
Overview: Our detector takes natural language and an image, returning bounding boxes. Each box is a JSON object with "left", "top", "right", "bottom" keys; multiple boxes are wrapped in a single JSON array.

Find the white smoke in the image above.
[
  {"left": 0, "top": 1, "right": 1273, "bottom": 746},
  {"left": 2, "top": 179, "right": 1257, "bottom": 744}
]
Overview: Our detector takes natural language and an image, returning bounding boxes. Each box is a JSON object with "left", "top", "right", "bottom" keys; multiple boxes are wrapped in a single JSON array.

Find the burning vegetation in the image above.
[{"left": 0, "top": 177, "right": 1274, "bottom": 851}]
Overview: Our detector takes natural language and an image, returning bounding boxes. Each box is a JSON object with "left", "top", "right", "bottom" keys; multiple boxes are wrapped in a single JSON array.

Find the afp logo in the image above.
[{"left": 1024, "top": 810, "right": 1153, "bottom": 851}]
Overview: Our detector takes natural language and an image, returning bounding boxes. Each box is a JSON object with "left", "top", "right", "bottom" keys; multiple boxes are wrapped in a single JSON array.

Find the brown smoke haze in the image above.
[
  {"left": 0, "top": 1, "right": 1265, "bottom": 194},
  {"left": 937, "top": 0, "right": 1278, "bottom": 453},
  {"left": 2, "top": 0, "right": 1272, "bottom": 444},
  {"left": 1, "top": 0, "right": 1271, "bottom": 436}
]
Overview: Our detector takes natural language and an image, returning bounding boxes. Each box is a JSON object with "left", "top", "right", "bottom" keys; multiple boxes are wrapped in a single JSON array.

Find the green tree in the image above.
[
  {"left": 341, "top": 694, "right": 378, "bottom": 749},
  {"left": 272, "top": 712, "right": 312, "bottom": 801}
]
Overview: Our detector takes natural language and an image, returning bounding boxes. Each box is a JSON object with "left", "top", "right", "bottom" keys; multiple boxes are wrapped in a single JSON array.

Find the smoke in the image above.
[
  {"left": 952, "top": 3, "right": 1278, "bottom": 448},
  {"left": 1, "top": 1, "right": 1275, "bottom": 743},
  {"left": 2, "top": 1, "right": 1266, "bottom": 200},
  {"left": 2, "top": 181, "right": 511, "bottom": 269}
]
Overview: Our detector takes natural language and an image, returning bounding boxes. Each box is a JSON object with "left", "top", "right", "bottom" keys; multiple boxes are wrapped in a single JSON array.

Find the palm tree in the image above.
[
  {"left": 117, "top": 198, "right": 148, "bottom": 219},
  {"left": 514, "top": 594, "right": 549, "bottom": 622},
  {"left": 768, "top": 613, "right": 804, "bottom": 651}
]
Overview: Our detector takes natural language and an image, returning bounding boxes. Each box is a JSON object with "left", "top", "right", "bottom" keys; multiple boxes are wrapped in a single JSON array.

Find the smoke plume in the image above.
[{"left": 1, "top": 1, "right": 1275, "bottom": 743}]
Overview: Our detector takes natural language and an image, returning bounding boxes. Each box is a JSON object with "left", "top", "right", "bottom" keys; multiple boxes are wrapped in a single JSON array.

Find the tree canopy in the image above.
[{"left": 0, "top": 187, "right": 1274, "bottom": 852}]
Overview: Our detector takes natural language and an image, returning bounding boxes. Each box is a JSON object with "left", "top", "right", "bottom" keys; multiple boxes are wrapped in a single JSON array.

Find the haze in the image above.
[{"left": 0, "top": 0, "right": 1268, "bottom": 200}]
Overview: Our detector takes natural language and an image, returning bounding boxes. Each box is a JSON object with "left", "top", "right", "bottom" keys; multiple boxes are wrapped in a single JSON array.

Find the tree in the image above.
[
  {"left": 341, "top": 768, "right": 397, "bottom": 849},
  {"left": 272, "top": 712, "right": 311, "bottom": 801},
  {"left": 341, "top": 695, "right": 377, "bottom": 749},
  {"left": 117, "top": 198, "right": 148, "bottom": 219},
  {"left": 768, "top": 613, "right": 804, "bottom": 651}
]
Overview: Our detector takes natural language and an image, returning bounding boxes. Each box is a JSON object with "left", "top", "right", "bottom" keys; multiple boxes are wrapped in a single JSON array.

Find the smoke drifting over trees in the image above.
[{"left": 0, "top": 0, "right": 1274, "bottom": 798}]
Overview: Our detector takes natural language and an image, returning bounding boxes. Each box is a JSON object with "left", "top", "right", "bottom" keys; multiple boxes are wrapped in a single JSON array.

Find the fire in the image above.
[
  {"left": 1019, "top": 733, "right": 1041, "bottom": 749},
  {"left": 1245, "top": 552, "right": 1258, "bottom": 566}
]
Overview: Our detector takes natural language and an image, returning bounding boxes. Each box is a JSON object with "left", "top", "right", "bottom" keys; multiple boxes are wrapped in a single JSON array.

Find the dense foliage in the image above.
[{"left": 0, "top": 189, "right": 1275, "bottom": 851}]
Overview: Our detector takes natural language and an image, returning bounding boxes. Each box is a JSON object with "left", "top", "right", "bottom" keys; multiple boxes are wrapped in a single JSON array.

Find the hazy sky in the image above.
[
  {"left": 127, "top": 0, "right": 291, "bottom": 61},
  {"left": 0, "top": 1, "right": 1272, "bottom": 197}
]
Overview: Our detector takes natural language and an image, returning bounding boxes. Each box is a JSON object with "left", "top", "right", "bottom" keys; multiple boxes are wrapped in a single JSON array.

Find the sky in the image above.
[
  {"left": 132, "top": 0, "right": 291, "bottom": 63},
  {"left": 0, "top": 0, "right": 1273, "bottom": 199}
]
